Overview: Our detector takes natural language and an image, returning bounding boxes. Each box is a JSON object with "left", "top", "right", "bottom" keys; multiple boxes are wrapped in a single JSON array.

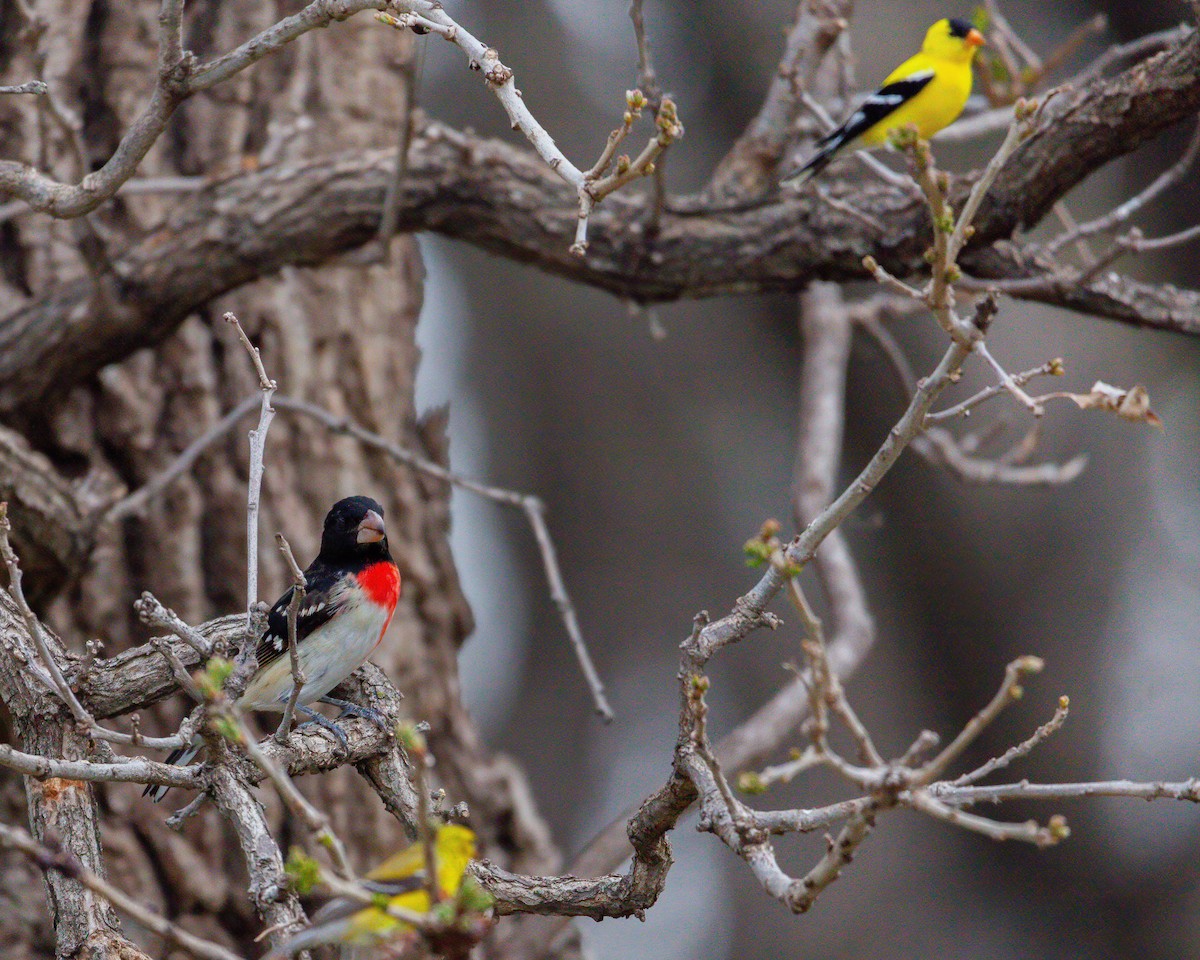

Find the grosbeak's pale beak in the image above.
[{"left": 146, "top": 495, "right": 401, "bottom": 802}]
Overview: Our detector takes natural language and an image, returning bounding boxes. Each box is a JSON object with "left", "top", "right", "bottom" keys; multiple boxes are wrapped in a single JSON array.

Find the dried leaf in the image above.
[{"left": 1062, "top": 381, "right": 1163, "bottom": 429}]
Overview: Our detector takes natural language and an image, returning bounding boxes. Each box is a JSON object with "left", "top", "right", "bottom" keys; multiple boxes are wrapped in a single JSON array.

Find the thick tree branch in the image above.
[
  {"left": 4, "top": 21, "right": 1200, "bottom": 414},
  {"left": 0, "top": 20, "right": 1198, "bottom": 418},
  {"left": 0, "top": 425, "right": 98, "bottom": 593}
]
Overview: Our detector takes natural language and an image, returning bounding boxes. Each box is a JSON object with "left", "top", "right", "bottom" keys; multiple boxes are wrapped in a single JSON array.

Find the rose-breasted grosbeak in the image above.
[{"left": 145, "top": 496, "right": 401, "bottom": 802}]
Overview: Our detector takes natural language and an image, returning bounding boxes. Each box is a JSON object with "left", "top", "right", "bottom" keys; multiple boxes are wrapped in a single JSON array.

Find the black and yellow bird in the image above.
[{"left": 784, "top": 17, "right": 985, "bottom": 185}]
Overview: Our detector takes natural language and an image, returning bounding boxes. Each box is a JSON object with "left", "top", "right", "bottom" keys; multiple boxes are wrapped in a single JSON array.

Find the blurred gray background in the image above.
[{"left": 413, "top": 1, "right": 1200, "bottom": 957}]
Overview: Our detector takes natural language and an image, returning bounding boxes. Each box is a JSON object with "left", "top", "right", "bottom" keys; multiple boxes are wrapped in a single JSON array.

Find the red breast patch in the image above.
[{"left": 356, "top": 561, "right": 401, "bottom": 611}]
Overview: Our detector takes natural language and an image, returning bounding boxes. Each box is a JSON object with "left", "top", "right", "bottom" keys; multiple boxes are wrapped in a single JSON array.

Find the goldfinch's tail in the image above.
[
  {"left": 268, "top": 916, "right": 354, "bottom": 957},
  {"left": 781, "top": 128, "right": 853, "bottom": 187}
]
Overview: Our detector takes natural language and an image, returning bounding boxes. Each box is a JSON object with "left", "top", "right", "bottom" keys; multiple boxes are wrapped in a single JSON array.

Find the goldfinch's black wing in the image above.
[
  {"left": 360, "top": 876, "right": 426, "bottom": 898},
  {"left": 785, "top": 68, "right": 935, "bottom": 183},
  {"left": 254, "top": 560, "right": 347, "bottom": 672},
  {"left": 818, "top": 70, "right": 935, "bottom": 150},
  {"left": 301, "top": 875, "right": 424, "bottom": 929}
]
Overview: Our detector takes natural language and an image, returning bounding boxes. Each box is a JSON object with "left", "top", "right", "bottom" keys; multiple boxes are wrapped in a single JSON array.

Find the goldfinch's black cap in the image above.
[{"left": 947, "top": 18, "right": 975, "bottom": 39}]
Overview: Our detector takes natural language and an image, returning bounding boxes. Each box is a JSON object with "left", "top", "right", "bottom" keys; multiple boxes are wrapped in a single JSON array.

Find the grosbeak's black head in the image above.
[{"left": 318, "top": 496, "right": 391, "bottom": 565}]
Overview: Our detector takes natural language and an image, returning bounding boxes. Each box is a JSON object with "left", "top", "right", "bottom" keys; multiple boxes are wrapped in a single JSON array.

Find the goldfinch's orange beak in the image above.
[
  {"left": 357, "top": 510, "right": 386, "bottom": 544},
  {"left": 966, "top": 28, "right": 985, "bottom": 48}
]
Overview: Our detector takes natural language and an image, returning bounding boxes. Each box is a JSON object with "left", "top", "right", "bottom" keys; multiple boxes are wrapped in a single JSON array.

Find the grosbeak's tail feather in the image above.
[
  {"left": 146, "top": 496, "right": 400, "bottom": 804},
  {"left": 143, "top": 742, "right": 201, "bottom": 802}
]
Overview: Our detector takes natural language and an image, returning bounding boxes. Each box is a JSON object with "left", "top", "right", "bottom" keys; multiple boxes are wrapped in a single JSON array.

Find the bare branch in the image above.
[
  {"left": 914, "top": 656, "right": 1045, "bottom": 787},
  {"left": 1046, "top": 122, "right": 1200, "bottom": 256},
  {"left": 788, "top": 806, "right": 875, "bottom": 913},
  {"left": 953, "top": 695, "right": 1070, "bottom": 787},
  {"left": 226, "top": 705, "right": 354, "bottom": 879},
  {"left": 0, "top": 822, "right": 244, "bottom": 960},
  {"left": 207, "top": 763, "right": 307, "bottom": 943},
  {"left": 225, "top": 312, "right": 277, "bottom": 624},
  {"left": 0, "top": 742, "right": 200, "bottom": 790},
  {"left": 926, "top": 358, "right": 1064, "bottom": 423},
  {"left": 1070, "top": 24, "right": 1192, "bottom": 85},
  {"left": 628, "top": 0, "right": 661, "bottom": 105},
  {"left": 134, "top": 592, "right": 211, "bottom": 658},
  {"left": 0, "top": 502, "right": 91, "bottom": 723},
  {"left": 272, "top": 533, "right": 308, "bottom": 743},
  {"left": 909, "top": 790, "right": 1065, "bottom": 847},
  {"left": 106, "top": 394, "right": 261, "bottom": 522},
  {"left": 933, "top": 778, "right": 1200, "bottom": 806},
  {"left": 0, "top": 81, "right": 48, "bottom": 95}
]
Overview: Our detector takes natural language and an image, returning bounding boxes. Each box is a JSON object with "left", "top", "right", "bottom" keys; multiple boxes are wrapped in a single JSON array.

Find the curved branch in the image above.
[{"left": 3, "top": 27, "right": 1200, "bottom": 414}]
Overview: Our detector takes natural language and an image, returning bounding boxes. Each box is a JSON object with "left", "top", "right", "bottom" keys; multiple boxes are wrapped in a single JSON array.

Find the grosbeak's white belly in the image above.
[{"left": 241, "top": 589, "right": 393, "bottom": 711}]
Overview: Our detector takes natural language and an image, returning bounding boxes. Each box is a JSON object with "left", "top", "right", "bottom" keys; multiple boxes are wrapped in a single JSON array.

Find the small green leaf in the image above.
[{"left": 285, "top": 848, "right": 321, "bottom": 895}]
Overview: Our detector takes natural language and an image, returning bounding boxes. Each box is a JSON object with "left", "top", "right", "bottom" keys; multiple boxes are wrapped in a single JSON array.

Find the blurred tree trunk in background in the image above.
[{"left": 0, "top": 4, "right": 556, "bottom": 956}]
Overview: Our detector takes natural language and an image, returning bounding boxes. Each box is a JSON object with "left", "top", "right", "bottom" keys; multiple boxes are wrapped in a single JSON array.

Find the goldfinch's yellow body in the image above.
[
  {"left": 785, "top": 18, "right": 984, "bottom": 184},
  {"left": 343, "top": 824, "right": 476, "bottom": 942},
  {"left": 277, "top": 824, "right": 477, "bottom": 953}
]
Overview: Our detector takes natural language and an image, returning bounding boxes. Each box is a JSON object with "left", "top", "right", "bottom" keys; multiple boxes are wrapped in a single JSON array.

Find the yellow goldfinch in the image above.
[
  {"left": 277, "top": 824, "right": 477, "bottom": 954},
  {"left": 784, "top": 17, "right": 985, "bottom": 185}
]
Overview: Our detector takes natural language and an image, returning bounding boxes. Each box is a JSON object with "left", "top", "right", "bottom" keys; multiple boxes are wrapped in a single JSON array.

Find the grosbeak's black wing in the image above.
[{"left": 254, "top": 559, "right": 348, "bottom": 672}]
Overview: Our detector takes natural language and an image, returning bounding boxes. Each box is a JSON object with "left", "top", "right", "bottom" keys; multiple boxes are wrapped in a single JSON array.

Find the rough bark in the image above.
[
  {"left": 2, "top": 21, "right": 1199, "bottom": 425},
  {"left": 0, "top": 3, "right": 561, "bottom": 957}
]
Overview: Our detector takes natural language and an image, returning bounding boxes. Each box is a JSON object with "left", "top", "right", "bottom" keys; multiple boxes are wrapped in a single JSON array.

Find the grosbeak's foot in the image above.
[
  {"left": 318, "top": 695, "right": 391, "bottom": 734},
  {"left": 296, "top": 705, "right": 351, "bottom": 752}
]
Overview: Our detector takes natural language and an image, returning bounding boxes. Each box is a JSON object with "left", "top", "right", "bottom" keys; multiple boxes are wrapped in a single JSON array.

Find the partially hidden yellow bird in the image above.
[
  {"left": 277, "top": 824, "right": 477, "bottom": 954},
  {"left": 784, "top": 17, "right": 985, "bottom": 185}
]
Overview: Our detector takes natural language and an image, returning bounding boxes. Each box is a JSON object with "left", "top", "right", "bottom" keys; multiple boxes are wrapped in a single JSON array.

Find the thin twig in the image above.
[
  {"left": 0, "top": 742, "right": 200, "bottom": 790},
  {"left": 273, "top": 533, "right": 307, "bottom": 743},
  {"left": 0, "top": 821, "right": 244, "bottom": 960},
  {"left": 227, "top": 708, "right": 355, "bottom": 878},
  {"left": 926, "top": 359, "right": 1063, "bottom": 423},
  {"left": 953, "top": 695, "right": 1070, "bottom": 786},
  {"left": 787, "top": 806, "right": 875, "bottom": 913},
  {"left": 974, "top": 341, "right": 1044, "bottom": 415},
  {"left": 1046, "top": 122, "right": 1200, "bottom": 256},
  {"left": 376, "top": 25, "right": 420, "bottom": 254},
  {"left": 107, "top": 394, "right": 261, "bottom": 522},
  {"left": 135, "top": 591, "right": 212, "bottom": 657},
  {"left": 0, "top": 502, "right": 90, "bottom": 724},
  {"left": 522, "top": 498, "right": 612, "bottom": 721},
  {"left": 272, "top": 395, "right": 612, "bottom": 721},
  {"left": 910, "top": 790, "right": 1063, "bottom": 847},
  {"left": 913, "top": 656, "right": 1044, "bottom": 786},
  {"left": 628, "top": 0, "right": 660, "bottom": 106},
  {"left": 0, "top": 81, "right": 48, "bottom": 95},
  {"left": 225, "top": 312, "right": 277, "bottom": 628},
  {"left": 1070, "top": 24, "right": 1191, "bottom": 85},
  {"left": 1124, "top": 222, "right": 1200, "bottom": 253},
  {"left": 933, "top": 777, "right": 1200, "bottom": 806}
]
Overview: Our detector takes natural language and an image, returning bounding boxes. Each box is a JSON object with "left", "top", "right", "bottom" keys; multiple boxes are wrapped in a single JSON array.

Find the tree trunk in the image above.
[{"left": 0, "top": 3, "right": 559, "bottom": 956}]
